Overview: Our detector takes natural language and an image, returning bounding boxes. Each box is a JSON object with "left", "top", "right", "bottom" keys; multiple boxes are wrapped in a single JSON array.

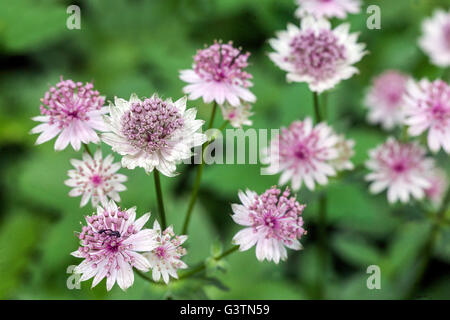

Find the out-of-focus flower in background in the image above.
[
  {"left": 365, "top": 70, "right": 409, "bottom": 130},
  {"left": 419, "top": 9, "right": 450, "bottom": 67},
  {"left": 180, "top": 41, "right": 256, "bottom": 106},
  {"left": 102, "top": 94, "right": 207, "bottom": 176},
  {"left": 143, "top": 221, "right": 188, "bottom": 284},
  {"left": 330, "top": 134, "right": 355, "bottom": 171},
  {"left": 220, "top": 102, "right": 253, "bottom": 128},
  {"left": 231, "top": 187, "right": 306, "bottom": 264},
  {"left": 263, "top": 117, "right": 339, "bottom": 191},
  {"left": 295, "top": 0, "right": 361, "bottom": 19},
  {"left": 404, "top": 79, "right": 450, "bottom": 154},
  {"left": 425, "top": 167, "right": 448, "bottom": 207},
  {"left": 71, "top": 201, "right": 157, "bottom": 291},
  {"left": 31, "top": 77, "right": 108, "bottom": 151},
  {"left": 365, "top": 138, "right": 434, "bottom": 204},
  {"left": 268, "top": 16, "right": 366, "bottom": 92},
  {"left": 65, "top": 150, "right": 127, "bottom": 207}
]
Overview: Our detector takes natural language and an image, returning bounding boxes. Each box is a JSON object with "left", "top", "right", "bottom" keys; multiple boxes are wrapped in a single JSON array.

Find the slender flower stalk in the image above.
[
  {"left": 313, "top": 92, "right": 321, "bottom": 123},
  {"left": 83, "top": 143, "right": 93, "bottom": 157},
  {"left": 153, "top": 170, "right": 167, "bottom": 230},
  {"left": 182, "top": 102, "right": 218, "bottom": 234}
]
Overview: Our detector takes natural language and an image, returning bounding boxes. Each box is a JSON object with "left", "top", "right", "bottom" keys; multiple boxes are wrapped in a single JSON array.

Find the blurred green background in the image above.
[{"left": 0, "top": 0, "right": 449, "bottom": 299}]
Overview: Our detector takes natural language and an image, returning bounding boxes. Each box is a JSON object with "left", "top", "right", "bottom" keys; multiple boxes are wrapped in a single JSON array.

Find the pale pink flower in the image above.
[
  {"left": 365, "top": 70, "right": 409, "bottom": 130},
  {"left": 71, "top": 201, "right": 158, "bottom": 291},
  {"left": 102, "top": 94, "right": 207, "bottom": 176},
  {"left": 330, "top": 134, "right": 355, "bottom": 171},
  {"left": 419, "top": 9, "right": 450, "bottom": 67},
  {"left": 220, "top": 102, "right": 253, "bottom": 128},
  {"left": 295, "top": 0, "right": 361, "bottom": 19},
  {"left": 404, "top": 79, "right": 450, "bottom": 154},
  {"left": 65, "top": 150, "right": 127, "bottom": 208},
  {"left": 232, "top": 187, "right": 306, "bottom": 263},
  {"left": 31, "top": 77, "right": 108, "bottom": 151},
  {"left": 365, "top": 138, "right": 433, "bottom": 204},
  {"left": 143, "top": 221, "right": 188, "bottom": 284},
  {"left": 269, "top": 17, "right": 366, "bottom": 93},
  {"left": 180, "top": 41, "right": 256, "bottom": 106},
  {"left": 263, "top": 117, "right": 339, "bottom": 191},
  {"left": 425, "top": 167, "right": 448, "bottom": 206}
]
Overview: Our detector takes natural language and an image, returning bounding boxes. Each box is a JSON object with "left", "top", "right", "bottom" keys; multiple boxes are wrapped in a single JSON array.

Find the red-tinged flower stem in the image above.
[
  {"left": 153, "top": 170, "right": 167, "bottom": 230},
  {"left": 182, "top": 102, "right": 218, "bottom": 235},
  {"left": 406, "top": 187, "right": 450, "bottom": 299},
  {"left": 83, "top": 143, "right": 93, "bottom": 157}
]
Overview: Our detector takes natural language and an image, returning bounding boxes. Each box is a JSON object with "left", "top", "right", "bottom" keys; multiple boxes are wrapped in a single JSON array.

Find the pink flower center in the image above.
[
  {"left": 91, "top": 174, "right": 103, "bottom": 186},
  {"left": 40, "top": 77, "right": 104, "bottom": 129},
  {"left": 155, "top": 246, "right": 167, "bottom": 259},
  {"left": 288, "top": 29, "right": 346, "bottom": 80},
  {"left": 193, "top": 42, "right": 252, "bottom": 86},
  {"left": 121, "top": 97, "right": 184, "bottom": 154}
]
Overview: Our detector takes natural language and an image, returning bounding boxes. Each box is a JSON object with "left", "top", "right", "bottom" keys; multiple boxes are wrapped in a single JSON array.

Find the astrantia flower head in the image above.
[
  {"left": 65, "top": 150, "right": 127, "bottom": 207},
  {"left": 365, "top": 138, "right": 433, "bottom": 204},
  {"left": 404, "top": 79, "right": 450, "bottom": 154},
  {"left": 102, "top": 94, "right": 207, "bottom": 176},
  {"left": 419, "top": 9, "right": 450, "bottom": 67},
  {"left": 295, "top": 0, "right": 361, "bottom": 19},
  {"left": 143, "top": 221, "right": 188, "bottom": 284},
  {"left": 365, "top": 70, "right": 409, "bottom": 130},
  {"left": 232, "top": 187, "right": 306, "bottom": 263},
  {"left": 330, "top": 134, "right": 355, "bottom": 171},
  {"left": 71, "top": 201, "right": 157, "bottom": 291},
  {"left": 263, "top": 117, "right": 339, "bottom": 191},
  {"left": 220, "top": 102, "right": 253, "bottom": 128},
  {"left": 424, "top": 167, "right": 448, "bottom": 206},
  {"left": 31, "top": 77, "right": 108, "bottom": 151},
  {"left": 269, "top": 17, "right": 366, "bottom": 93},
  {"left": 180, "top": 41, "right": 256, "bottom": 106}
]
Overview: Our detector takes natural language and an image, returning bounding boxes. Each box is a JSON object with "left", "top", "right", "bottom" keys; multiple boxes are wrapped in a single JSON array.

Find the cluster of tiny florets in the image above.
[
  {"left": 121, "top": 97, "right": 184, "bottom": 154},
  {"left": 193, "top": 41, "right": 252, "bottom": 86},
  {"left": 40, "top": 77, "right": 104, "bottom": 129}
]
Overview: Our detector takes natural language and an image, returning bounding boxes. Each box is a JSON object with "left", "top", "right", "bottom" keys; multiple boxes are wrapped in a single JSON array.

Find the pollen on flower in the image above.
[
  {"left": 121, "top": 97, "right": 184, "bottom": 154},
  {"left": 231, "top": 187, "right": 306, "bottom": 263}
]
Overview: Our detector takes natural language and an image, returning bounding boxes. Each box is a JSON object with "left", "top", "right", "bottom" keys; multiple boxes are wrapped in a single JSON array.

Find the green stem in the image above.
[
  {"left": 153, "top": 170, "right": 167, "bottom": 230},
  {"left": 406, "top": 188, "right": 450, "bottom": 299},
  {"left": 83, "top": 143, "right": 93, "bottom": 157},
  {"left": 182, "top": 102, "right": 218, "bottom": 235},
  {"left": 179, "top": 245, "right": 239, "bottom": 280},
  {"left": 313, "top": 92, "right": 321, "bottom": 123}
]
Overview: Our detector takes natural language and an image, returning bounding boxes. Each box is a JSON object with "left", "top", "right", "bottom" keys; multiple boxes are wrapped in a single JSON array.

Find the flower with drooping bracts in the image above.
[
  {"left": 180, "top": 41, "right": 256, "bottom": 106},
  {"left": 403, "top": 79, "right": 450, "bottom": 154},
  {"left": 71, "top": 201, "right": 158, "bottom": 291},
  {"left": 365, "top": 70, "right": 409, "bottom": 130},
  {"left": 143, "top": 221, "right": 188, "bottom": 284},
  {"left": 365, "top": 138, "right": 434, "bottom": 204},
  {"left": 419, "top": 9, "right": 450, "bottom": 67},
  {"left": 31, "top": 77, "right": 108, "bottom": 151},
  {"left": 65, "top": 150, "right": 127, "bottom": 207},
  {"left": 232, "top": 187, "right": 306, "bottom": 263},
  {"left": 263, "top": 117, "right": 339, "bottom": 191},
  {"left": 269, "top": 16, "right": 366, "bottom": 93},
  {"left": 295, "top": 0, "right": 361, "bottom": 19},
  {"left": 102, "top": 94, "right": 207, "bottom": 176}
]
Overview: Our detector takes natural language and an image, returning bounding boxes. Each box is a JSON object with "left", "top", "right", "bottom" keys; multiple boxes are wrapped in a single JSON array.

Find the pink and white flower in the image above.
[
  {"left": 424, "top": 167, "right": 448, "bottom": 206},
  {"left": 143, "top": 221, "right": 188, "bottom": 284},
  {"left": 65, "top": 150, "right": 127, "bottom": 207},
  {"left": 31, "top": 77, "right": 108, "bottom": 151},
  {"left": 269, "top": 17, "right": 366, "bottom": 93},
  {"left": 295, "top": 0, "right": 361, "bottom": 19},
  {"left": 102, "top": 94, "right": 207, "bottom": 176},
  {"left": 419, "top": 9, "right": 450, "bottom": 67},
  {"left": 232, "top": 187, "right": 306, "bottom": 263},
  {"left": 365, "top": 138, "right": 434, "bottom": 204},
  {"left": 180, "top": 41, "right": 256, "bottom": 106},
  {"left": 365, "top": 70, "right": 409, "bottom": 130},
  {"left": 71, "top": 201, "right": 158, "bottom": 291},
  {"left": 330, "top": 134, "right": 355, "bottom": 171},
  {"left": 220, "top": 102, "right": 253, "bottom": 128},
  {"left": 404, "top": 79, "right": 450, "bottom": 153},
  {"left": 263, "top": 117, "right": 339, "bottom": 191}
]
